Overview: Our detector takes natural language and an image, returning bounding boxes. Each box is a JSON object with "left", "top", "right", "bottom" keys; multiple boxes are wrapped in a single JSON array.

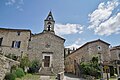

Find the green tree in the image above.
[
  {"left": 80, "top": 57, "right": 101, "bottom": 79},
  {"left": 20, "top": 56, "right": 30, "bottom": 71},
  {"left": 28, "top": 59, "right": 41, "bottom": 73},
  {"left": 4, "top": 72, "right": 16, "bottom": 80},
  {"left": 14, "top": 68, "right": 25, "bottom": 78}
]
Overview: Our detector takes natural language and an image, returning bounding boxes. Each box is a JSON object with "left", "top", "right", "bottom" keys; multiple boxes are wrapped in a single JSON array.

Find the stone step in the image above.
[{"left": 39, "top": 67, "right": 55, "bottom": 76}]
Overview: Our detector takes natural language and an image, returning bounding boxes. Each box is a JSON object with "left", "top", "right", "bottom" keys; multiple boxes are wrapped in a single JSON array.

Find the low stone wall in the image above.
[
  {"left": 57, "top": 72, "right": 64, "bottom": 80},
  {"left": 0, "top": 55, "right": 19, "bottom": 80}
]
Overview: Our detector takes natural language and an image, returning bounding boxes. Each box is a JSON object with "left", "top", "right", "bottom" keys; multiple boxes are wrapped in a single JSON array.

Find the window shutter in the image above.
[
  {"left": 0, "top": 38, "right": 3, "bottom": 46},
  {"left": 12, "top": 41, "right": 14, "bottom": 48},
  {"left": 18, "top": 41, "right": 21, "bottom": 48}
]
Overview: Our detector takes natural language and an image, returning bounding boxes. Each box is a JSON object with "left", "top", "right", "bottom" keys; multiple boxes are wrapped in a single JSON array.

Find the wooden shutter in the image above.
[
  {"left": 0, "top": 38, "right": 3, "bottom": 46},
  {"left": 12, "top": 41, "right": 15, "bottom": 48}
]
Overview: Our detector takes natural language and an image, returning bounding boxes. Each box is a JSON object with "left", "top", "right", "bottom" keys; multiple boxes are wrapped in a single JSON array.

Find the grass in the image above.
[
  {"left": 16, "top": 74, "right": 40, "bottom": 80},
  {"left": 16, "top": 74, "right": 56, "bottom": 80}
]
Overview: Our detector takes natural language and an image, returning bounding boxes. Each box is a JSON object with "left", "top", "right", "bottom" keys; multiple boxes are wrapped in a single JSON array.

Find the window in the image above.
[
  {"left": 12, "top": 41, "right": 21, "bottom": 48},
  {"left": 17, "top": 31, "right": 20, "bottom": 36},
  {"left": 0, "top": 37, "right": 3, "bottom": 46},
  {"left": 97, "top": 46, "right": 102, "bottom": 51},
  {"left": 119, "top": 54, "right": 120, "bottom": 59},
  {"left": 47, "top": 22, "right": 51, "bottom": 31}
]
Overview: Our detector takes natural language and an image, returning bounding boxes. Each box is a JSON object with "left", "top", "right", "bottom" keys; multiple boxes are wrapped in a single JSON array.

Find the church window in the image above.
[
  {"left": 97, "top": 46, "right": 102, "bottom": 51},
  {"left": 0, "top": 37, "right": 3, "bottom": 46},
  {"left": 48, "top": 25, "right": 51, "bottom": 31},
  {"left": 12, "top": 41, "right": 21, "bottom": 48}
]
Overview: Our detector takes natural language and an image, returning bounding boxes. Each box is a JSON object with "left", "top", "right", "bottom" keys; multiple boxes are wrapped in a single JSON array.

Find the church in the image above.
[
  {"left": 28, "top": 11, "right": 65, "bottom": 75},
  {"left": 0, "top": 11, "right": 65, "bottom": 76}
]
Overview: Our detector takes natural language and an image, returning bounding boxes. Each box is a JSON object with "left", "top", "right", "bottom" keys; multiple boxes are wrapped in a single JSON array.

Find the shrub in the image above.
[
  {"left": 79, "top": 57, "right": 101, "bottom": 79},
  {"left": 11, "top": 65, "right": 17, "bottom": 73},
  {"left": 28, "top": 60, "right": 41, "bottom": 73},
  {"left": 14, "top": 68, "right": 25, "bottom": 78},
  {"left": 20, "top": 56, "right": 30, "bottom": 70},
  {"left": 4, "top": 72, "right": 16, "bottom": 80}
]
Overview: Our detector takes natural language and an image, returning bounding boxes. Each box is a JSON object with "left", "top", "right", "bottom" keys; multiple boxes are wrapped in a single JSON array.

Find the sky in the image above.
[{"left": 0, "top": 0, "right": 120, "bottom": 48}]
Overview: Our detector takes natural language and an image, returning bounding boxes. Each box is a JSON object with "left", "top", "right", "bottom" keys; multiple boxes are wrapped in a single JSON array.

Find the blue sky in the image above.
[{"left": 0, "top": 0, "right": 120, "bottom": 48}]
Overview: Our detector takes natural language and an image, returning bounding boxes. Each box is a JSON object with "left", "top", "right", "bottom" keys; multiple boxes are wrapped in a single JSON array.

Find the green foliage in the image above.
[
  {"left": 28, "top": 60, "right": 41, "bottom": 73},
  {"left": 91, "top": 57, "right": 98, "bottom": 63},
  {"left": 11, "top": 65, "right": 17, "bottom": 73},
  {"left": 20, "top": 56, "right": 30, "bottom": 70},
  {"left": 80, "top": 57, "right": 101, "bottom": 79},
  {"left": 4, "top": 72, "right": 16, "bottom": 80},
  {"left": 14, "top": 68, "right": 25, "bottom": 78}
]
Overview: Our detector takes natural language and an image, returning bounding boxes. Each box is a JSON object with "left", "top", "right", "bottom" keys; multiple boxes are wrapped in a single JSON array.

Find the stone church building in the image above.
[
  {"left": 28, "top": 12, "right": 65, "bottom": 75},
  {"left": 0, "top": 12, "right": 65, "bottom": 76}
]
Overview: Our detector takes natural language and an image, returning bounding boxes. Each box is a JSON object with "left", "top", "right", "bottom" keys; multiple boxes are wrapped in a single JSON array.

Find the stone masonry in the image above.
[
  {"left": 0, "top": 54, "right": 19, "bottom": 80},
  {"left": 65, "top": 39, "right": 110, "bottom": 75}
]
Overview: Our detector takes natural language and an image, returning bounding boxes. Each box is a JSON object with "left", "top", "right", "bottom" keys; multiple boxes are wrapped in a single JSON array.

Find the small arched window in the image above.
[{"left": 47, "top": 22, "right": 51, "bottom": 31}]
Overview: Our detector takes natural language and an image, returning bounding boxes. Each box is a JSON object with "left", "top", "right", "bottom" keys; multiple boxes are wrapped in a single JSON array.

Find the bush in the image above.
[
  {"left": 14, "top": 68, "right": 25, "bottom": 78},
  {"left": 79, "top": 57, "right": 101, "bottom": 79},
  {"left": 11, "top": 65, "right": 17, "bottom": 73},
  {"left": 20, "top": 56, "right": 30, "bottom": 70},
  {"left": 28, "top": 60, "right": 41, "bottom": 73},
  {"left": 4, "top": 72, "right": 16, "bottom": 80}
]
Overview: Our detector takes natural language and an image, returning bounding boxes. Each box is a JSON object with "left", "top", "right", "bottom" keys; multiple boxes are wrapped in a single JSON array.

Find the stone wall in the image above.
[
  {"left": 0, "top": 54, "right": 19, "bottom": 80},
  {"left": 65, "top": 39, "right": 110, "bottom": 74},
  {"left": 28, "top": 32, "right": 65, "bottom": 74},
  {"left": 0, "top": 29, "right": 31, "bottom": 57},
  {"left": 110, "top": 46, "right": 120, "bottom": 61}
]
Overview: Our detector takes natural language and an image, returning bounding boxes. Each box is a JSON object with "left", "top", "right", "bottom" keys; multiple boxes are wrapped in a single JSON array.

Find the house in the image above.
[
  {"left": 65, "top": 39, "right": 111, "bottom": 77},
  {"left": 110, "top": 46, "right": 120, "bottom": 76}
]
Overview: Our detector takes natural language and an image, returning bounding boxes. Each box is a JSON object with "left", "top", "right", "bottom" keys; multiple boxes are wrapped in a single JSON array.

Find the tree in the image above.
[
  {"left": 20, "top": 56, "right": 30, "bottom": 71},
  {"left": 80, "top": 57, "right": 101, "bottom": 79},
  {"left": 28, "top": 59, "right": 41, "bottom": 73}
]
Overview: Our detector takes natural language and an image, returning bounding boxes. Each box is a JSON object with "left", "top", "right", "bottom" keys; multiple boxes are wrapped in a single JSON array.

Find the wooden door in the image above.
[{"left": 44, "top": 56, "right": 50, "bottom": 67}]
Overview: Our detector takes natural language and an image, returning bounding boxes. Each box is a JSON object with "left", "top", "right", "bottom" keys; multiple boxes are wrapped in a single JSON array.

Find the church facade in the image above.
[
  {"left": 0, "top": 12, "right": 65, "bottom": 75},
  {"left": 28, "top": 12, "right": 65, "bottom": 75}
]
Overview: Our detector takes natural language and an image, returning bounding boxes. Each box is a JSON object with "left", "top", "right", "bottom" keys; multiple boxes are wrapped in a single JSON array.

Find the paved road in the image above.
[
  {"left": 40, "top": 76, "right": 50, "bottom": 80},
  {"left": 64, "top": 73, "right": 86, "bottom": 80},
  {"left": 40, "top": 73, "right": 86, "bottom": 80}
]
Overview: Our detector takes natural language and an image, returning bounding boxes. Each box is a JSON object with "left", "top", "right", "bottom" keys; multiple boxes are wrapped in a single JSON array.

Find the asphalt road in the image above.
[{"left": 64, "top": 73, "right": 86, "bottom": 80}]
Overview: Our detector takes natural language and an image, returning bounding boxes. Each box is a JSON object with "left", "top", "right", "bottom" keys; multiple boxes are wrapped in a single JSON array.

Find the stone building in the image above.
[
  {"left": 0, "top": 12, "right": 65, "bottom": 77},
  {"left": 110, "top": 46, "right": 120, "bottom": 76},
  {"left": 65, "top": 39, "right": 111, "bottom": 76},
  {"left": 0, "top": 28, "right": 31, "bottom": 57},
  {"left": 28, "top": 11, "right": 65, "bottom": 75},
  {"left": 0, "top": 54, "right": 19, "bottom": 80}
]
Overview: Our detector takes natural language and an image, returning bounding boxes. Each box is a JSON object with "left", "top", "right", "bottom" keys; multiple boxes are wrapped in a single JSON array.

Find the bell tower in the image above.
[{"left": 43, "top": 11, "right": 55, "bottom": 34}]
